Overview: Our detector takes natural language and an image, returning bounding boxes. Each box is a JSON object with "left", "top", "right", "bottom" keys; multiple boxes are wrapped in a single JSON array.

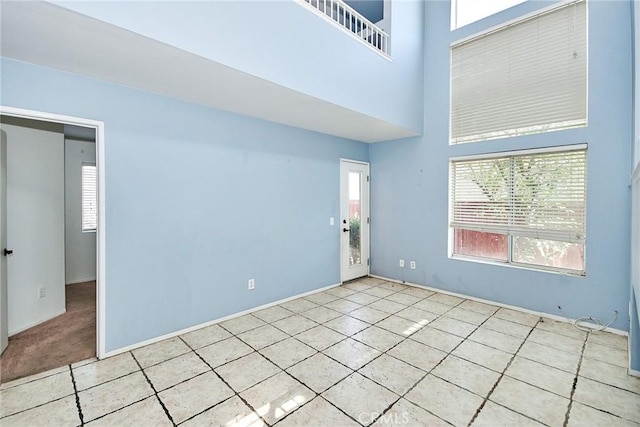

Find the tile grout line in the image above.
[
  {"left": 219, "top": 319, "right": 365, "bottom": 426},
  {"left": 562, "top": 330, "right": 589, "bottom": 427},
  {"left": 365, "top": 297, "right": 471, "bottom": 426},
  {"left": 372, "top": 300, "right": 493, "bottom": 426},
  {"left": 222, "top": 280, "right": 409, "bottom": 426},
  {"left": 0, "top": 366, "right": 73, "bottom": 391},
  {"left": 69, "top": 365, "right": 85, "bottom": 426},
  {"left": 466, "top": 325, "right": 538, "bottom": 427},
  {"left": 0, "top": 373, "right": 80, "bottom": 420},
  {"left": 130, "top": 351, "right": 177, "bottom": 427},
  {"left": 272, "top": 362, "right": 365, "bottom": 426},
  {"left": 73, "top": 386, "right": 173, "bottom": 425},
  {"left": 371, "top": 294, "right": 526, "bottom": 421},
  {"left": 177, "top": 335, "right": 271, "bottom": 427}
]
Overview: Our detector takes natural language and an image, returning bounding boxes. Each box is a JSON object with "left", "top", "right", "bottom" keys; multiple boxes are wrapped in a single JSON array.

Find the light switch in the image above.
[{"left": 330, "top": 217, "right": 335, "bottom": 225}]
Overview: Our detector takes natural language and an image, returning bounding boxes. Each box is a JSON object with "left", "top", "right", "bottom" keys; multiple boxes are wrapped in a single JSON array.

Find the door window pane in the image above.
[{"left": 349, "top": 172, "right": 361, "bottom": 266}]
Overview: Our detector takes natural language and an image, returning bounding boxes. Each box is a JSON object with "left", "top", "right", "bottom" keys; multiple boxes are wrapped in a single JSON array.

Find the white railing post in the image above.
[{"left": 299, "top": 0, "right": 390, "bottom": 56}]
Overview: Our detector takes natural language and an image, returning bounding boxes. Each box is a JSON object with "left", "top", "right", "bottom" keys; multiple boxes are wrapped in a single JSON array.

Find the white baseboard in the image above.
[
  {"left": 102, "top": 282, "right": 342, "bottom": 359},
  {"left": 9, "top": 309, "right": 67, "bottom": 336},
  {"left": 369, "top": 274, "right": 627, "bottom": 336},
  {"left": 629, "top": 368, "right": 640, "bottom": 378}
]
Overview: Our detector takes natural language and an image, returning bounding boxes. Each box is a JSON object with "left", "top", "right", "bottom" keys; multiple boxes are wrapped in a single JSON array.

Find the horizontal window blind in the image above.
[
  {"left": 451, "top": 0, "right": 587, "bottom": 144},
  {"left": 450, "top": 148, "right": 587, "bottom": 243},
  {"left": 82, "top": 164, "right": 97, "bottom": 232}
]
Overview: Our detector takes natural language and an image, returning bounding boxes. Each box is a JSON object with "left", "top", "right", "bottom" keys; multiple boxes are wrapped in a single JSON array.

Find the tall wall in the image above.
[
  {"left": 51, "top": 0, "right": 424, "bottom": 135},
  {"left": 369, "top": 0, "right": 633, "bottom": 331},
  {"left": 0, "top": 58, "right": 368, "bottom": 352}
]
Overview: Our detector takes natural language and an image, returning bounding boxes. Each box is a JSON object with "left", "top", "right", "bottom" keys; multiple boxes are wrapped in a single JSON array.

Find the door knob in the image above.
[
  {"left": 342, "top": 228, "right": 350, "bottom": 233},
  {"left": 3, "top": 249, "right": 13, "bottom": 256}
]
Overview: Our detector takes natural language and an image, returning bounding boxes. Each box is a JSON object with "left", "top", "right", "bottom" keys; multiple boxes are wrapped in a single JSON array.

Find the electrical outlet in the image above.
[
  {"left": 248, "top": 279, "right": 255, "bottom": 290},
  {"left": 330, "top": 217, "right": 335, "bottom": 226},
  {"left": 399, "top": 259, "right": 405, "bottom": 268},
  {"left": 38, "top": 287, "right": 46, "bottom": 298},
  {"left": 410, "top": 261, "right": 416, "bottom": 269}
]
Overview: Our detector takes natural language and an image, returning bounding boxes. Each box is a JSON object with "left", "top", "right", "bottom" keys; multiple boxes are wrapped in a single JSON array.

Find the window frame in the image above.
[
  {"left": 81, "top": 162, "right": 97, "bottom": 233},
  {"left": 448, "top": 145, "right": 588, "bottom": 276}
]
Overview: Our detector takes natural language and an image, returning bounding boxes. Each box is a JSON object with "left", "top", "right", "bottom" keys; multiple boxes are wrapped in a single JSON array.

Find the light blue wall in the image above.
[
  {"left": 52, "top": 0, "right": 424, "bottom": 135},
  {"left": 370, "top": 0, "right": 633, "bottom": 331},
  {"left": 1, "top": 58, "right": 368, "bottom": 352}
]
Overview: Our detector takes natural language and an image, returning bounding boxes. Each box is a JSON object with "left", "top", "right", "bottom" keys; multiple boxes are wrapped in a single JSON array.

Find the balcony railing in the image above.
[{"left": 300, "top": 0, "right": 390, "bottom": 56}]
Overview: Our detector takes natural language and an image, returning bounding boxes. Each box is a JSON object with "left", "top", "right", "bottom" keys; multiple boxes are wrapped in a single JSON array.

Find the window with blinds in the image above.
[
  {"left": 450, "top": 0, "right": 587, "bottom": 144},
  {"left": 450, "top": 146, "right": 587, "bottom": 274},
  {"left": 82, "top": 163, "right": 97, "bottom": 232}
]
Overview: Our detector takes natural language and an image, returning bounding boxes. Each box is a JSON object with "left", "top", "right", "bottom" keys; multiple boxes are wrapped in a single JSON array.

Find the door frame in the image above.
[
  {"left": 0, "top": 106, "right": 106, "bottom": 359},
  {"left": 340, "top": 158, "right": 370, "bottom": 283}
]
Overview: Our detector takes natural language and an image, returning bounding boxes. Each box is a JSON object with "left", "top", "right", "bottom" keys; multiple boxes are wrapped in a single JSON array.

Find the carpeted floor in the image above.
[{"left": 0, "top": 281, "right": 96, "bottom": 383}]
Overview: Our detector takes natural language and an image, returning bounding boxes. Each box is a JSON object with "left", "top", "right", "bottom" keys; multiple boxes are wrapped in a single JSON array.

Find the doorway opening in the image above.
[
  {"left": 0, "top": 107, "right": 105, "bottom": 383},
  {"left": 340, "top": 159, "right": 370, "bottom": 282}
]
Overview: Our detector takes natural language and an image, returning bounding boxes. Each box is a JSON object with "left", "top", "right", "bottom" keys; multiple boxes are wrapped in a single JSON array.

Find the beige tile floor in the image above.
[{"left": 1, "top": 277, "right": 639, "bottom": 426}]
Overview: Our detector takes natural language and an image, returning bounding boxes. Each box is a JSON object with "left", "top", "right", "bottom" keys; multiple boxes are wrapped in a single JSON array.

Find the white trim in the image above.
[
  {"left": 449, "top": 143, "right": 588, "bottom": 162},
  {"left": 451, "top": 0, "right": 582, "bottom": 47},
  {"left": 8, "top": 309, "right": 66, "bottom": 336},
  {"left": 629, "top": 368, "right": 640, "bottom": 378},
  {"left": 102, "top": 282, "right": 341, "bottom": 358},
  {"left": 0, "top": 106, "right": 107, "bottom": 359},
  {"left": 339, "top": 157, "right": 369, "bottom": 166},
  {"left": 369, "top": 274, "right": 627, "bottom": 336},
  {"left": 449, "top": 254, "right": 585, "bottom": 277},
  {"left": 632, "top": 162, "right": 640, "bottom": 183}
]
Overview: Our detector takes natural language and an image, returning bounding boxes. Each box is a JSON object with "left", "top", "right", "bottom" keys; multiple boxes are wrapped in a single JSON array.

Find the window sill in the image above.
[{"left": 449, "top": 254, "right": 585, "bottom": 277}]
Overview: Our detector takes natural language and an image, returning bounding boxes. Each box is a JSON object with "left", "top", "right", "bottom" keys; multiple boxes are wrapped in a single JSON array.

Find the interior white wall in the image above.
[
  {"left": 2, "top": 120, "right": 65, "bottom": 335},
  {"left": 64, "top": 139, "right": 96, "bottom": 284}
]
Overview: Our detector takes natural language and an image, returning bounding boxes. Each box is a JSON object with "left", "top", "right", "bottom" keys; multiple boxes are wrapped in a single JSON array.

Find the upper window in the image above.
[
  {"left": 82, "top": 163, "right": 97, "bottom": 232},
  {"left": 450, "top": 146, "right": 587, "bottom": 275},
  {"left": 450, "top": 0, "right": 587, "bottom": 144},
  {"left": 451, "top": 0, "right": 526, "bottom": 30}
]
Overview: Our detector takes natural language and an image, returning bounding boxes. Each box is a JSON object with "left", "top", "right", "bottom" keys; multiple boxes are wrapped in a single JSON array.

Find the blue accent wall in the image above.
[
  {"left": 369, "top": 0, "right": 633, "bottom": 331},
  {"left": 0, "top": 58, "right": 368, "bottom": 352}
]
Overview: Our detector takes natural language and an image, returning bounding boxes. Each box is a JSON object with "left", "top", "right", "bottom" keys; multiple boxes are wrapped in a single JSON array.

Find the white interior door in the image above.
[
  {"left": 340, "top": 160, "right": 370, "bottom": 282},
  {"left": 3, "top": 121, "right": 66, "bottom": 335},
  {"left": 0, "top": 129, "right": 8, "bottom": 353}
]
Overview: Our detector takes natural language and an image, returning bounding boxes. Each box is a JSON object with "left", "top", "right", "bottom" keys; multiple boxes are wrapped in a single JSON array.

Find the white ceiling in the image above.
[{"left": 0, "top": 1, "right": 418, "bottom": 143}]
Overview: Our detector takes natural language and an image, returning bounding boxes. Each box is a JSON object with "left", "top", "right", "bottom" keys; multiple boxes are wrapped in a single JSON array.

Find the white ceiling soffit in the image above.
[{"left": 0, "top": 1, "right": 417, "bottom": 143}]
